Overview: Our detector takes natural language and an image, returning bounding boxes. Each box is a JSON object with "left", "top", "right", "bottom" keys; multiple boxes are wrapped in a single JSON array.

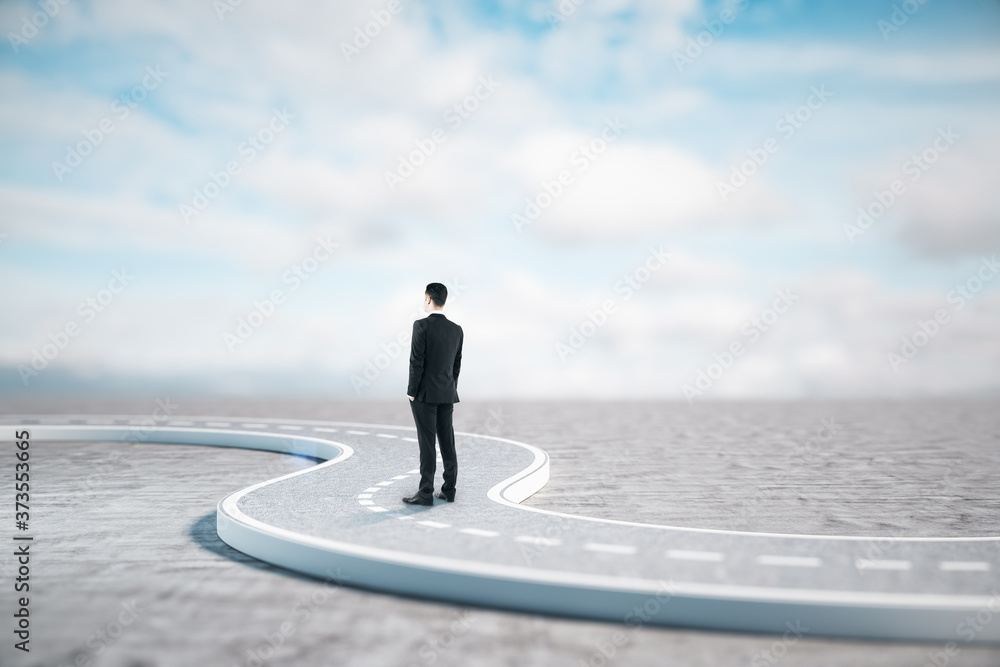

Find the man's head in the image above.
[{"left": 424, "top": 282, "right": 448, "bottom": 310}]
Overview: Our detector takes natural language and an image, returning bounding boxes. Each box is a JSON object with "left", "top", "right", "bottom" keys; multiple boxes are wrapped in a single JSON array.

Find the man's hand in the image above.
[{"left": 408, "top": 395, "right": 414, "bottom": 401}]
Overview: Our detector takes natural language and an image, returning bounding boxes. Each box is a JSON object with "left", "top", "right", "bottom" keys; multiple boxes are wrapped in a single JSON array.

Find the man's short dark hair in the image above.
[{"left": 425, "top": 283, "right": 448, "bottom": 307}]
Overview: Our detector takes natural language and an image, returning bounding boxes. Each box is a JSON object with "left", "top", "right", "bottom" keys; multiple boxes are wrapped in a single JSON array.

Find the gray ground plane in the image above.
[{"left": 9, "top": 415, "right": 1000, "bottom": 644}]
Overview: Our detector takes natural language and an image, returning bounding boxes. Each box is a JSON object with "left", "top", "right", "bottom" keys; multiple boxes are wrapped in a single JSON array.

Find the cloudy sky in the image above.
[{"left": 1, "top": 0, "right": 998, "bottom": 399}]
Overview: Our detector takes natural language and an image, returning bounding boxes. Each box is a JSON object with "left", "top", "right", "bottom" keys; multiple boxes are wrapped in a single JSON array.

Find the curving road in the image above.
[{"left": 8, "top": 415, "right": 1000, "bottom": 644}]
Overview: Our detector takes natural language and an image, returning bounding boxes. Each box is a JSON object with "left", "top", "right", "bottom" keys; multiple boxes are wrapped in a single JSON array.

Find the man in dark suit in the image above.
[{"left": 403, "top": 282, "right": 464, "bottom": 506}]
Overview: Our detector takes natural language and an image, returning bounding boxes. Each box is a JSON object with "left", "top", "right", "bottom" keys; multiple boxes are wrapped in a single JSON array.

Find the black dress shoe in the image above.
[
  {"left": 402, "top": 494, "right": 433, "bottom": 506},
  {"left": 435, "top": 491, "right": 455, "bottom": 502}
]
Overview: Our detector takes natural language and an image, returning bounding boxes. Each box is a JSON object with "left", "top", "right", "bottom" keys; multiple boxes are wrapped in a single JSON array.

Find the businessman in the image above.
[{"left": 403, "top": 282, "right": 464, "bottom": 506}]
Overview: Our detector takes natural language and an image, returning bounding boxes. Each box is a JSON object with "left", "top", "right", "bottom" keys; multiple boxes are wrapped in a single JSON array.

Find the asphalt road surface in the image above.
[{"left": 1, "top": 399, "right": 998, "bottom": 666}]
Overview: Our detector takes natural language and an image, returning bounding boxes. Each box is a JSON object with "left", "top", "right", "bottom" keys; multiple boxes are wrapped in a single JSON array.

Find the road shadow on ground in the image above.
[{"left": 188, "top": 510, "right": 323, "bottom": 583}]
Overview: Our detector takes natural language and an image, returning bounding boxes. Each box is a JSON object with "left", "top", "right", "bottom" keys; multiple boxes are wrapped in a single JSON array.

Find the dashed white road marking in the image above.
[
  {"left": 16, "top": 414, "right": 1000, "bottom": 644},
  {"left": 667, "top": 550, "right": 725, "bottom": 563},
  {"left": 856, "top": 559, "right": 911, "bottom": 571},
  {"left": 460, "top": 528, "right": 500, "bottom": 538},
  {"left": 408, "top": 469, "right": 420, "bottom": 474},
  {"left": 515, "top": 536, "right": 562, "bottom": 547},
  {"left": 940, "top": 561, "right": 991, "bottom": 572},
  {"left": 585, "top": 543, "right": 637, "bottom": 555},
  {"left": 756, "top": 555, "right": 822, "bottom": 568}
]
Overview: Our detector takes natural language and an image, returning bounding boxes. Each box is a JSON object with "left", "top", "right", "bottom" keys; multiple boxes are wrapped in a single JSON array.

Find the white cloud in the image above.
[
  {"left": 1, "top": 0, "right": 998, "bottom": 399},
  {"left": 703, "top": 42, "right": 1000, "bottom": 82},
  {"left": 849, "top": 131, "right": 1000, "bottom": 258},
  {"left": 893, "top": 140, "right": 1000, "bottom": 258},
  {"left": 0, "top": 185, "right": 317, "bottom": 270},
  {"left": 508, "top": 134, "right": 792, "bottom": 239}
]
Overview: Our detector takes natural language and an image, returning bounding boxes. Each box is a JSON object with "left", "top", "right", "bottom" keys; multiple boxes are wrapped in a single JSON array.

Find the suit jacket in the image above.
[{"left": 408, "top": 312, "right": 463, "bottom": 403}]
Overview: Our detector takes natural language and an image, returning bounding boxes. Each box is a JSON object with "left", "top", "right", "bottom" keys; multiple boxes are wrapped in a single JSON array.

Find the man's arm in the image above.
[
  {"left": 453, "top": 328, "right": 463, "bottom": 383},
  {"left": 407, "top": 319, "right": 426, "bottom": 399}
]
